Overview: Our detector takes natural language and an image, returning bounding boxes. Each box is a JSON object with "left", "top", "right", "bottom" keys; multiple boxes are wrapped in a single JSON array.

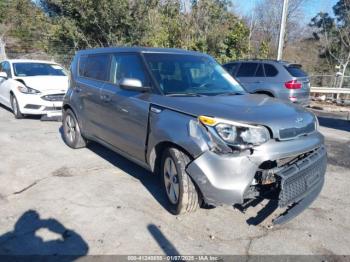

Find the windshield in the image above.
[
  {"left": 13, "top": 63, "right": 67, "bottom": 77},
  {"left": 144, "top": 53, "right": 245, "bottom": 96}
]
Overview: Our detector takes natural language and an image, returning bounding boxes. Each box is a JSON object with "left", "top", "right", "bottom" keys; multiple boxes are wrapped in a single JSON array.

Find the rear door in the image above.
[
  {"left": 235, "top": 62, "right": 261, "bottom": 92},
  {"left": 98, "top": 52, "right": 151, "bottom": 162},
  {"left": 75, "top": 53, "right": 111, "bottom": 137}
]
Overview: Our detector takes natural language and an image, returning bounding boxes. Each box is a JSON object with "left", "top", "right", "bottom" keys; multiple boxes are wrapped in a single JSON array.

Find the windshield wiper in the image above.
[
  {"left": 216, "top": 92, "right": 244, "bottom": 96},
  {"left": 166, "top": 93, "right": 205, "bottom": 97}
]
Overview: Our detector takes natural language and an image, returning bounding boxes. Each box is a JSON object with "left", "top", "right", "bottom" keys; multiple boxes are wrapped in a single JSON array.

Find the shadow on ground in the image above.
[
  {"left": 0, "top": 104, "right": 42, "bottom": 120},
  {"left": 58, "top": 126, "right": 172, "bottom": 212},
  {"left": 87, "top": 141, "right": 171, "bottom": 212},
  {"left": 147, "top": 224, "right": 180, "bottom": 256},
  {"left": 0, "top": 210, "right": 88, "bottom": 260}
]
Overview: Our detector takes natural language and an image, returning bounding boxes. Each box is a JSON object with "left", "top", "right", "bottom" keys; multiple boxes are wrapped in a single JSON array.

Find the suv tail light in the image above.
[{"left": 285, "top": 80, "right": 302, "bottom": 89}]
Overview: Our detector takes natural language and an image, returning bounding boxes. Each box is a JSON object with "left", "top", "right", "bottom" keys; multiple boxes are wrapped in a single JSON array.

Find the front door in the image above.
[{"left": 98, "top": 53, "right": 151, "bottom": 162}]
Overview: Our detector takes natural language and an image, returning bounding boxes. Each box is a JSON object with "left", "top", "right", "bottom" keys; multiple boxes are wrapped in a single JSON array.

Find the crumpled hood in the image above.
[
  {"left": 14, "top": 76, "right": 69, "bottom": 93},
  {"left": 149, "top": 94, "right": 315, "bottom": 138}
]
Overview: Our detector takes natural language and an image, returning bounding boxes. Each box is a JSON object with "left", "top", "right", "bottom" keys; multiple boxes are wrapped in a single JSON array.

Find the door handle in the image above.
[{"left": 75, "top": 87, "right": 82, "bottom": 93}]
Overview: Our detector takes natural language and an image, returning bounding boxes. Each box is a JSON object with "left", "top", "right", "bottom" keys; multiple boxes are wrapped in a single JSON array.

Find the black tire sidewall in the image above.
[
  {"left": 11, "top": 95, "right": 23, "bottom": 119},
  {"left": 161, "top": 148, "right": 187, "bottom": 215},
  {"left": 63, "top": 109, "right": 80, "bottom": 148}
]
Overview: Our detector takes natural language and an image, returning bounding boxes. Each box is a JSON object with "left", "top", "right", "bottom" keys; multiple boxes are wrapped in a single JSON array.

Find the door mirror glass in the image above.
[
  {"left": 0, "top": 72, "right": 8, "bottom": 79},
  {"left": 119, "top": 78, "right": 149, "bottom": 92}
]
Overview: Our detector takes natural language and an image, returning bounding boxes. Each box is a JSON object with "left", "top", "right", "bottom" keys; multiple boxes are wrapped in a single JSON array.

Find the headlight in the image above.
[
  {"left": 17, "top": 86, "right": 41, "bottom": 94},
  {"left": 199, "top": 115, "right": 270, "bottom": 147},
  {"left": 215, "top": 123, "right": 237, "bottom": 143}
]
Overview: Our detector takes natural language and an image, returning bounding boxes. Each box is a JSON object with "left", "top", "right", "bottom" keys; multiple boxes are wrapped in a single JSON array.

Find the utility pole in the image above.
[{"left": 277, "top": 0, "right": 289, "bottom": 60}]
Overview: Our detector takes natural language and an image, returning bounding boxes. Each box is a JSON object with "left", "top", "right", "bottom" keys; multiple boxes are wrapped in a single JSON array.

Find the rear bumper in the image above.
[
  {"left": 278, "top": 90, "right": 310, "bottom": 106},
  {"left": 186, "top": 132, "right": 326, "bottom": 208}
]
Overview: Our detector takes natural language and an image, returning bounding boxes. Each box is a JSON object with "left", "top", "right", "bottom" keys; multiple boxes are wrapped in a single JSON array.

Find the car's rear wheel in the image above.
[
  {"left": 161, "top": 147, "right": 200, "bottom": 215},
  {"left": 62, "top": 109, "right": 87, "bottom": 149},
  {"left": 10, "top": 94, "right": 24, "bottom": 119}
]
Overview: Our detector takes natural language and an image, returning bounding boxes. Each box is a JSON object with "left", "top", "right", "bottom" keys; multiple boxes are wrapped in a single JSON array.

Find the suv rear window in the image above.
[
  {"left": 79, "top": 54, "right": 110, "bottom": 81},
  {"left": 285, "top": 65, "right": 308, "bottom": 77}
]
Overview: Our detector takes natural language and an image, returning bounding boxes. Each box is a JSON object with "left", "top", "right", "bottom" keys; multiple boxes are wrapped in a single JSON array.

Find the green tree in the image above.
[{"left": 310, "top": 0, "right": 350, "bottom": 86}]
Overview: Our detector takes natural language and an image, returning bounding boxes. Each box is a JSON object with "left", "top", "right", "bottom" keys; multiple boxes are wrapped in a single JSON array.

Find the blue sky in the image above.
[{"left": 235, "top": 0, "right": 338, "bottom": 23}]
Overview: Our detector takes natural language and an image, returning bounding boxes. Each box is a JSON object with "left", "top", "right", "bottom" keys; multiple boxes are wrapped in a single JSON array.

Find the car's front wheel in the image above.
[
  {"left": 10, "top": 94, "right": 24, "bottom": 119},
  {"left": 161, "top": 147, "right": 200, "bottom": 215},
  {"left": 62, "top": 109, "right": 87, "bottom": 149}
]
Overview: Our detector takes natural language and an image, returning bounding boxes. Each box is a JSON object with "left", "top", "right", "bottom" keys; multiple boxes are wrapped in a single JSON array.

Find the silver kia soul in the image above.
[{"left": 62, "top": 47, "right": 326, "bottom": 224}]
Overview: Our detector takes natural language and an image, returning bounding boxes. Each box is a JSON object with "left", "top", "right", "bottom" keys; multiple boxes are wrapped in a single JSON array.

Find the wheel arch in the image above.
[{"left": 254, "top": 90, "right": 275, "bottom": 97}]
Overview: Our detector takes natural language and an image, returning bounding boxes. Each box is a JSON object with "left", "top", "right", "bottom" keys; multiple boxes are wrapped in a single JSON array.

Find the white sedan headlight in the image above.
[
  {"left": 199, "top": 115, "right": 270, "bottom": 147},
  {"left": 17, "top": 85, "right": 41, "bottom": 94}
]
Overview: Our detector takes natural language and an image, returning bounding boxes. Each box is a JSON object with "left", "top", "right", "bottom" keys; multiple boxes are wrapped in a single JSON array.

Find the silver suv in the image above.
[
  {"left": 63, "top": 48, "right": 326, "bottom": 224},
  {"left": 223, "top": 60, "right": 311, "bottom": 106}
]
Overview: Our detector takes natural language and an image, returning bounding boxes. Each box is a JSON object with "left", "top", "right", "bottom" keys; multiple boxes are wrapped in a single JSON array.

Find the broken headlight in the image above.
[{"left": 199, "top": 115, "right": 270, "bottom": 149}]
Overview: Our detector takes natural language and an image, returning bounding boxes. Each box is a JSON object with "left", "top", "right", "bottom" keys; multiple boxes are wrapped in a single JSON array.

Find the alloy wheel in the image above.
[
  {"left": 163, "top": 157, "right": 180, "bottom": 205},
  {"left": 65, "top": 114, "right": 76, "bottom": 143}
]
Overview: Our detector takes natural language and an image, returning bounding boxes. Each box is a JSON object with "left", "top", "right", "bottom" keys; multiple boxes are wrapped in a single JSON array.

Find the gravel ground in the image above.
[{"left": 0, "top": 105, "right": 349, "bottom": 257}]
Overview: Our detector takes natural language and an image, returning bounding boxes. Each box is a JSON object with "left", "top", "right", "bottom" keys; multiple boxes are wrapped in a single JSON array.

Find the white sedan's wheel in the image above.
[{"left": 10, "top": 94, "right": 24, "bottom": 119}]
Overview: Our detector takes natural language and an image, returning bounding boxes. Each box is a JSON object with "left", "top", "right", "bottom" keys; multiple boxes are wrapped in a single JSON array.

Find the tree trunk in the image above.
[{"left": 0, "top": 37, "right": 6, "bottom": 60}]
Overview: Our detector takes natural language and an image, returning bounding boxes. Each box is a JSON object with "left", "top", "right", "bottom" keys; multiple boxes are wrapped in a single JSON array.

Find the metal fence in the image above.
[
  {"left": 310, "top": 75, "right": 350, "bottom": 89},
  {"left": 310, "top": 75, "right": 350, "bottom": 102}
]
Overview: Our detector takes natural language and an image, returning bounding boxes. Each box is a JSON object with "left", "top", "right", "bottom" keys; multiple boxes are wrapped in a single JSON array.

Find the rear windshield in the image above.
[{"left": 285, "top": 66, "right": 308, "bottom": 77}]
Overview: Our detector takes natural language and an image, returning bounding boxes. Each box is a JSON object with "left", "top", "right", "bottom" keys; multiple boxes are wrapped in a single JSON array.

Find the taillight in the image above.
[{"left": 285, "top": 80, "right": 302, "bottom": 89}]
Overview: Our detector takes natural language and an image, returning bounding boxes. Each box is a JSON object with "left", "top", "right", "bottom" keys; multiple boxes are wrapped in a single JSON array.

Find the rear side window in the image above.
[
  {"left": 223, "top": 63, "right": 239, "bottom": 75},
  {"left": 255, "top": 64, "right": 264, "bottom": 77},
  {"left": 236, "top": 63, "right": 258, "bottom": 77},
  {"left": 79, "top": 54, "right": 110, "bottom": 81},
  {"left": 285, "top": 66, "right": 308, "bottom": 77},
  {"left": 264, "top": 64, "right": 278, "bottom": 77}
]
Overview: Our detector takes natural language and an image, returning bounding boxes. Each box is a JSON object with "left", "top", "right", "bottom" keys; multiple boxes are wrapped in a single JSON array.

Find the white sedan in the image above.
[{"left": 0, "top": 59, "right": 69, "bottom": 119}]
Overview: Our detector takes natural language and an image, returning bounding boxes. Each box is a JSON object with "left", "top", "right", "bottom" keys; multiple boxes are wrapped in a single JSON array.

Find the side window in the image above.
[
  {"left": 223, "top": 63, "right": 239, "bottom": 76},
  {"left": 264, "top": 64, "right": 278, "bottom": 77},
  {"left": 110, "top": 53, "right": 147, "bottom": 85},
  {"left": 79, "top": 54, "right": 110, "bottom": 81},
  {"left": 236, "top": 63, "right": 258, "bottom": 77},
  {"left": 2, "top": 62, "right": 12, "bottom": 78},
  {"left": 254, "top": 64, "right": 265, "bottom": 77}
]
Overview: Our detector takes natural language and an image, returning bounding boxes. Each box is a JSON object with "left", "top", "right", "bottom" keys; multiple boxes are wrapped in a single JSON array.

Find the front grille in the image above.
[
  {"left": 44, "top": 106, "right": 62, "bottom": 111},
  {"left": 279, "top": 122, "right": 315, "bottom": 140},
  {"left": 41, "top": 94, "right": 65, "bottom": 102},
  {"left": 24, "top": 104, "right": 41, "bottom": 109},
  {"left": 278, "top": 147, "right": 327, "bottom": 207}
]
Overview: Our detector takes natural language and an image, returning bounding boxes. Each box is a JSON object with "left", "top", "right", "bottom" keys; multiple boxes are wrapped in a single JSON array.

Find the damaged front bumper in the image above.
[{"left": 186, "top": 131, "right": 327, "bottom": 224}]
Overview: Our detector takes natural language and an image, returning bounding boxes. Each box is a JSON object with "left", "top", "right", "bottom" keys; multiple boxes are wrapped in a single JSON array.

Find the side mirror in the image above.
[
  {"left": 119, "top": 78, "right": 149, "bottom": 92},
  {"left": 0, "top": 72, "right": 8, "bottom": 79}
]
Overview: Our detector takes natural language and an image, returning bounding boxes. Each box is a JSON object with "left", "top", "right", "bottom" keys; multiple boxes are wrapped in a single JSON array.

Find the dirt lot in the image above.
[{"left": 0, "top": 104, "right": 350, "bottom": 256}]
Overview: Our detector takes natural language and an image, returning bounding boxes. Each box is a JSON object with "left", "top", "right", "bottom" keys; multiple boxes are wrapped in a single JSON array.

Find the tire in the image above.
[
  {"left": 62, "top": 109, "right": 87, "bottom": 149},
  {"left": 161, "top": 147, "right": 200, "bottom": 215},
  {"left": 10, "top": 94, "right": 24, "bottom": 119}
]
